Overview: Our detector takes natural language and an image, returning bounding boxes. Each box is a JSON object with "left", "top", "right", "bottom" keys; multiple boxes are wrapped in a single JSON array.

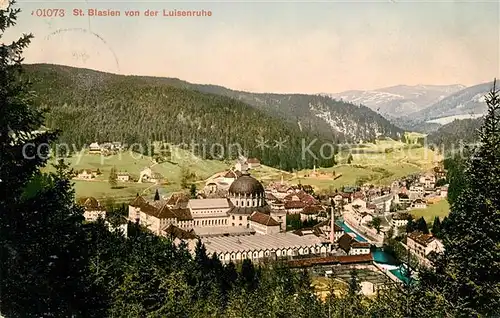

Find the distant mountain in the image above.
[
  {"left": 326, "top": 84, "right": 465, "bottom": 118},
  {"left": 409, "top": 82, "right": 493, "bottom": 122}
]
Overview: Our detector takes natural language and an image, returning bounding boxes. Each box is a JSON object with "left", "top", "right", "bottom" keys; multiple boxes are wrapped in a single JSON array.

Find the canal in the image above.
[{"left": 336, "top": 218, "right": 413, "bottom": 284}]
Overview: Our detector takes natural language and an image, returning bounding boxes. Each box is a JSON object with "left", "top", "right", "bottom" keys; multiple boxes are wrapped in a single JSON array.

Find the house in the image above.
[
  {"left": 348, "top": 203, "right": 374, "bottom": 226},
  {"left": 370, "top": 194, "right": 393, "bottom": 212},
  {"left": 439, "top": 185, "right": 449, "bottom": 198},
  {"left": 407, "top": 231, "right": 444, "bottom": 266},
  {"left": 77, "top": 169, "right": 97, "bottom": 180},
  {"left": 247, "top": 158, "right": 261, "bottom": 169},
  {"left": 299, "top": 205, "right": 325, "bottom": 222},
  {"left": 433, "top": 166, "right": 446, "bottom": 179},
  {"left": 419, "top": 172, "right": 436, "bottom": 189},
  {"left": 337, "top": 233, "right": 370, "bottom": 256},
  {"left": 391, "top": 212, "right": 410, "bottom": 228},
  {"left": 249, "top": 211, "right": 280, "bottom": 235},
  {"left": 313, "top": 219, "right": 345, "bottom": 241},
  {"left": 331, "top": 193, "right": 350, "bottom": 206},
  {"left": 283, "top": 190, "right": 319, "bottom": 214},
  {"left": 409, "top": 185, "right": 424, "bottom": 200},
  {"left": 270, "top": 208, "right": 287, "bottom": 231},
  {"left": 139, "top": 167, "right": 163, "bottom": 184},
  {"left": 234, "top": 157, "right": 248, "bottom": 172},
  {"left": 117, "top": 172, "right": 130, "bottom": 182},
  {"left": 412, "top": 199, "right": 427, "bottom": 209},
  {"left": 394, "top": 193, "right": 410, "bottom": 205},
  {"left": 222, "top": 170, "right": 242, "bottom": 184},
  {"left": 88, "top": 142, "right": 101, "bottom": 154},
  {"left": 78, "top": 197, "right": 106, "bottom": 222},
  {"left": 351, "top": 198, "right": 367, "bottom": 209}
]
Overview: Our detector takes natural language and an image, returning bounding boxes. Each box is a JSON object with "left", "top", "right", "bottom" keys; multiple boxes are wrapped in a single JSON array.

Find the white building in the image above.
[
  {"left": 77, "top": 169, "right": 96, "bottom": 180},
  {"left": 337, "top": 233, "right": 371, "bottom": 256},
  {"left": 88, "top": 142, "right": 101, "bottom": 154},
  {"left": 248, "top": 211, "right": 280, "bottom": 235},
  {"left": 439, "top": 185, "right": 449, "bottom": 198},
  {"left": 411, "top": 199, "right": 427, "bottom": 209},
  {"left": 407, "top": 231, "right": 444, "bottom": 267},
  {"left": 129, "top": 170, "right": 284, "bottom": 238},
  {"left": 79, "top": 197, "right": 106, "bottom": 222},
  {"left": 117, "top": 172, "right": 130, "bottom": 182},
  {"left": 188, "top": 232, "right": 329, "bottom": 264},
  {"left": 391, "top": 212, "right": 410, "bottom": 228},
  {"left": 419, "top": 172, "right": 436, "bottom": 189}
]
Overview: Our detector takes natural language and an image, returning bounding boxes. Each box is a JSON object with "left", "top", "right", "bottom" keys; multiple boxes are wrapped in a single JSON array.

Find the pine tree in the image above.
[
  {"left": 416, "top": 80, "right": 500, "bottom": 316},
  {"left": 431, "top": 216, "right": 441, "bottom": 237},
  {"left": 347, "top": 154, "right": 353, "bottom": 164},
  {"left": 416, "top": 217, "right": 429, "bottom": 234},
  {"left": 190, "top": 183, "right": 197, "bottom": 198},
  {"left": 154, "top": 189, "right": 160, "bottom": 201},
  {"left": 109, "top": 166, "right": 118, "bottom": 188},
  {"left": 0, "top": 4, "right": 93, "bottom": 315}
]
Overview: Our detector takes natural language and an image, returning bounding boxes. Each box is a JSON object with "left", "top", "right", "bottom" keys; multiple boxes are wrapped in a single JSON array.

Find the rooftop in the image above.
[
  {"left": 408, "top": 231, "right": 435, "bottom": 247},
  {"left": 188, "top": 198, "right": 231, "bottom": 210},
  {"left": 190, "top": 232, "right": 323, "bottom": 254},
  {"left": 249, "top": 211, "right": 280, "bottom": 227}
]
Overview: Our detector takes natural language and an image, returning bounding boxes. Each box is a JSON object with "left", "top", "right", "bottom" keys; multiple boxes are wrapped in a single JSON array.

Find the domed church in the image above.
[{"left": 228, "top": 170, "right": 270, "bottom": 214}]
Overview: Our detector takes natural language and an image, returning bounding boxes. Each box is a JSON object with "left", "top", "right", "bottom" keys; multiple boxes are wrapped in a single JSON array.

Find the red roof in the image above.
[
  {"left": 284, "top": 201, "right": 307, "bottom": 209},
  {"left": 249, "top": 211, "right": 280, "bottom": 227}
]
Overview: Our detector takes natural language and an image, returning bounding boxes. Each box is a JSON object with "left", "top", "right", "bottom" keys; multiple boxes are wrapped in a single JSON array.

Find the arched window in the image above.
[{"left": 239, "top": 216, "right": 242, "bottom": 220}]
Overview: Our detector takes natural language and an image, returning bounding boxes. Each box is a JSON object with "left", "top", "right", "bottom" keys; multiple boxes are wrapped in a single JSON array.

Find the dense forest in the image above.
[
  {"left": 189, "top": 84, "right": 405, "bottom": 142},
  {"left": 22, "top": 64, "right": 337, "bottom": 171},
  {"left": 1, "top": 5, "right": 500, "bottom": 317},
  {"left": 23, "top": 63, "right": 404, "bottom": 147},
  {"left": 427, "top": 117, "right": 483, "bottom": 155}
]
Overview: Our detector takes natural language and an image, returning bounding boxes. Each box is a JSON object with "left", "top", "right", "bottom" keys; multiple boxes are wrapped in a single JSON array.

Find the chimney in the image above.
[{"left": 330, "top": 202, "right": 335, "bottom": 245}]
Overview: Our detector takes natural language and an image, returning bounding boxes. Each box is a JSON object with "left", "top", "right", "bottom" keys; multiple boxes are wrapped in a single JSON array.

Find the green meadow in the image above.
[{"left": 43, "top": 138, "right": 441, "bottom": 202}]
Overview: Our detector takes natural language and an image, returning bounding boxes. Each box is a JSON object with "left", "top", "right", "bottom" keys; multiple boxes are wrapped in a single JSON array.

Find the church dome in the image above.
[{"left": 229, "top": 175, "right": 265, "bottom": 196}]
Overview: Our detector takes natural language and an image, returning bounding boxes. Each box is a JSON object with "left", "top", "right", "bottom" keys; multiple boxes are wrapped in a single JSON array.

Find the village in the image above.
[{"left": 78, "top": 143, "right": 449, "bottom": 294}]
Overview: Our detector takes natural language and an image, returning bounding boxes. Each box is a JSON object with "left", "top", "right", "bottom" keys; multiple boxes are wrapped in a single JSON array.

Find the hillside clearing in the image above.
[{"left": 410, "top": 199, "right": 450, "bottom": 223}]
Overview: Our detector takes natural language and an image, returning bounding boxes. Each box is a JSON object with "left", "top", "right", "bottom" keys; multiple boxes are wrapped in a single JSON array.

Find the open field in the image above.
[
  {"left": 42, "top": 138, "right": 440, "bottom": 201},
  {"left": 410, "top": 199, "right": 450, "bottom": 223},
  {"left": 288, "top": 139, "right": 440, "bottom": 193},
  {"left": 43, "top": 147, "right": 230, "bottom": 202},
  {"left": 404, "top": 131, "right": 426, "bottom": 143}
]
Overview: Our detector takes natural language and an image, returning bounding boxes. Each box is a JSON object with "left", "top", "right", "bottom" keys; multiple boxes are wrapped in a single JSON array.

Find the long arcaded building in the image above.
[{"left": 187, "top": 232, "right": 332, "bottom": 264}]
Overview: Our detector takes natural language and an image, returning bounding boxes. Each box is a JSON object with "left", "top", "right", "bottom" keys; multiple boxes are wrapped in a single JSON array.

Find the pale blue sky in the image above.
[{"left": 6, "top": 0, "right": 500, "bottom": 93}]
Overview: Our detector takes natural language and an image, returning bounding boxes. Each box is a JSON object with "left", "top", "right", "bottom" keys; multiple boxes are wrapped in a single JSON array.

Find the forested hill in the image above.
[
  {"left": 182, "top": 84, "right": 405, "bottom": 142},
  {"left": 22, "top": 64, "right": 339, "bottom": 171},
  {"left": 427, "top": 117, "right": 483, "bottom": 153},
  {"left": 24, "top": 64, "right": 403, "bottom": 143}
]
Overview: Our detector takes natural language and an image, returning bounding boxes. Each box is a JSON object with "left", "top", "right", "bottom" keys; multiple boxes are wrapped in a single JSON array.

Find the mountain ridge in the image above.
[
  {"left": 325, "top": 84, "right": 466, "bottom": 118},
  {"left": 406, "top": 81, "right": 493, "bottom": 122},
  {"left": 31, "top": 63, "right": 402, "bottom": 143}
]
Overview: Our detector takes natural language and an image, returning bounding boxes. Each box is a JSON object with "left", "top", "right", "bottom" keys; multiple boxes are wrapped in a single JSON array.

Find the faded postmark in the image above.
[{"left": 44, "top": 27, "right": 121, "bottom": 73}]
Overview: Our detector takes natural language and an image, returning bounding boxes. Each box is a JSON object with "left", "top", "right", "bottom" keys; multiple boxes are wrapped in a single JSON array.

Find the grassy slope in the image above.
[
  {"left": 410, "top": 199, "right": 450, "bottom": 223},
  {"left": 44, "top": 147, "right": 231, "bottom": 202},
  {"left": 45, "top": 138, "right": 439, "bottom": 201},
  {"left": 288, "top": 139, "right": 440, "bottom": 192}
]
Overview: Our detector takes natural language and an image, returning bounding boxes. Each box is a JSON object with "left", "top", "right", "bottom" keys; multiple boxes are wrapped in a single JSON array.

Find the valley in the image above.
[{"left": 45, "top": 136, "right": 440, "bottom": 203}]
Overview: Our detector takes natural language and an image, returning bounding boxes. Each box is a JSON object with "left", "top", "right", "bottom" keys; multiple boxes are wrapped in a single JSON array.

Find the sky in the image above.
[{"left": 4, "top": 0, "right": 500, "bottom": 93}]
